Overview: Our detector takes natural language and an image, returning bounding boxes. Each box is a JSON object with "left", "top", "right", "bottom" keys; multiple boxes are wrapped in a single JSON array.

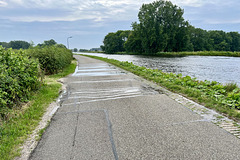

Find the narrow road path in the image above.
[{"left": 30, "top": 55, "right": 240, "bottom": 159}]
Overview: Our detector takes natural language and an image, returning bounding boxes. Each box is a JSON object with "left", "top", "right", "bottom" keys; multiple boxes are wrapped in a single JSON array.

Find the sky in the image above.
[{"left": 0, "top": 0, "right": 240, "bottom": 49}]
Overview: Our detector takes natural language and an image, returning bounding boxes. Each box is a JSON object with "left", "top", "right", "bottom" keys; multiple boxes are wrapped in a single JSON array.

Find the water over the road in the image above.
[{"left": 79, "top": 52, "right": 240, "bottom": 86}]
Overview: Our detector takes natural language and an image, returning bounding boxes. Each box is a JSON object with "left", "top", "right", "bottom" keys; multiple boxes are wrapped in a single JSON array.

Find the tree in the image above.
[
  {"left": 102, "top": 32, "right": 120, "bottom": 53},
  {"left": 37, "top": 39, "right": 57, "bottom": 47},
  {"left": 0, "top": 42, "right": 10, "bottom": 48},
  {"left": 43, "top": 39, "right": 57, "bottom": 46},
  {"left": 9, "top": 40, "right": 30, "bottom": 49},
  {"left": 129, "top": 0, "right": 189, "bottom": 54},
  {"left": 209, "top": 31, "right": 232, "bottom": 51},
  {"left": 79, "top": 49, "right": 89, "bottom": 52},
  {"left": 124, "top": 23, "right": 143, "bottom": 53},
  {"left": 189, "top": 27, "right": 210, "bottom": 51},
  {"left": 228, "top": 32, "right": 240, "bottom": 51},
  {"left": 73, "top": 48, "right": 78, "bottom": 52},
  {"left": 102, "top": 0, "right": 240, "bottom": 53},
  {"left": 56, "top": 44, "right": 67, "bottom": 48},
  {"left": 175, "top": 23, "right": 193, "bottom": 52},
  {"left": 102, "top": 30, "right": 131, "bottom": 53}
]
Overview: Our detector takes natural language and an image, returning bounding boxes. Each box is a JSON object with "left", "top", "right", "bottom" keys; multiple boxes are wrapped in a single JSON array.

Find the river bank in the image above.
[
  {"left": 88, "top": 51, "right": 240, "bottom": 57},
  {"left": 83, "top": 54, "right": 240, "bottom": 122},
  {"left": 78, "top": 52, "right": 240, "bottom": 87}
]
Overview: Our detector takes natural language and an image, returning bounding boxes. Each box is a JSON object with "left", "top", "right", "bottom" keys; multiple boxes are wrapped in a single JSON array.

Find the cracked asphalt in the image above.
[{"left": 29, "top": 55, "right": 240, "bottom": 159}]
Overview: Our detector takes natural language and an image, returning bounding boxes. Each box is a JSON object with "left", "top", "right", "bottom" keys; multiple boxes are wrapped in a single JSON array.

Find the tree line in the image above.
[
  {"left": 0, "top": 39, "right": 67, "bottom": 49},
  {"left": 101, "top": 0, "right": 240, "bottom": 54},
  {"left": 0, "top": 40, "right": 31, "bottom": 49}
]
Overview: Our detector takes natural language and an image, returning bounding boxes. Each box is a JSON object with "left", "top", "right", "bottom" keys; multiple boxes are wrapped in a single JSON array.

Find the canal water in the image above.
[{"left": 79, "top": 52, "right": 240, "bottom": 86}]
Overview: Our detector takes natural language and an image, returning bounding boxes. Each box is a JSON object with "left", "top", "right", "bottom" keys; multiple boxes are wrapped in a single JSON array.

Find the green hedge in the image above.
[
  {"left": 0, "top": 46, "right": 40, "bottom": 118},
  {"left": 27, "top": 46, "right": 73, "bottom": 74}
]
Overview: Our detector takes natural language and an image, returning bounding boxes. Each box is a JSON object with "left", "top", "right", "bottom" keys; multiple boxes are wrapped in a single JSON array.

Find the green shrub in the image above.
[
  {"left": 0, "top": 46, "right": 40, "bottom": 118},
  {"left": 28, "top": 46, "right": 73, "bottom": 74}
]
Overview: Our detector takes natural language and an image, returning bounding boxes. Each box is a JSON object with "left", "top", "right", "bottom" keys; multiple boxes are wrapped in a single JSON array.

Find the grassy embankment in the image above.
[
  {"left": 110, "top": 51, "right": 240, "bottom": 57},
  {"left": 84, "top": 55, "right": 240, "bottom": 121},
  {"left": 0, "top": 48, "right": 76, "bottom": 160}
]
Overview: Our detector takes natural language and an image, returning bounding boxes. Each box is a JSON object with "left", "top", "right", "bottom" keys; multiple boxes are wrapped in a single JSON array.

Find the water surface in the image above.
[{"left": 78, "top": 52, "right": 240, "bottom": 86}]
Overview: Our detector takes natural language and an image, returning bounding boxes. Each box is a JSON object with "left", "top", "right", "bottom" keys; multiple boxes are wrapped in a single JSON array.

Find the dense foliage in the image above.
[
  {"left": 101, "top": 0, "right": 240, "bottom": 54},
  {"left": 37, "top": 39, "right": 58, "bottom": 47},
  {"left": 0, "top": 40, "right": 31, "bottom": 49},
  {"left": 0, "top": 40, "right": 72, "bottom": 118},
  {"left": 0, "top": 42, "right": 76, "bottom": 159},
  {"left": 0, "top": 46, "right": 40, "bottom": 118},
  {"left": 85, "top": 55, "right": 240, "bottom": 119},
  {"left": 101, "top": 30, "right": 131, "bottom": 54},
  {"left": 27, "top": 46, "right": 73, "bottom": 74}
]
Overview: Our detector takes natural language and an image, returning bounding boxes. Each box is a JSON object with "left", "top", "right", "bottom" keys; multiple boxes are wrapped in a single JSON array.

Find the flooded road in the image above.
[{"left": 78, "top": 52, "right": 240, "bottom": 86}]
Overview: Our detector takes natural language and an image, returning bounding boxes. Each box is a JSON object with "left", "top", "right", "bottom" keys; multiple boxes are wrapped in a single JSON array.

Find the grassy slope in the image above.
[
  {"left": 83, "top": 55, "right": 240, "bottom": 121},
  {"left": 0, "top": 61, "right": 76, "bottom": 160}
]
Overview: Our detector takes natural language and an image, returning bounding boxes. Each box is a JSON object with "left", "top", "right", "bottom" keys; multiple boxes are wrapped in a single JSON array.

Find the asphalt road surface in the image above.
[{"left": 29, "top": 55, "right": 240, "bottom": 159}]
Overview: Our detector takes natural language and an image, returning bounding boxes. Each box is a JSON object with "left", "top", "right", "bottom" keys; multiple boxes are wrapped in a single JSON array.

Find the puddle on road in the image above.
[
  {"left": 77, "top": 68, "right": 118, "bottom": 72},
  {"left": 74, "top": 71, "right": 125, "bottom": 77},
  {"left": 73, "top": 63, "right": 125, "bottom": 77}
]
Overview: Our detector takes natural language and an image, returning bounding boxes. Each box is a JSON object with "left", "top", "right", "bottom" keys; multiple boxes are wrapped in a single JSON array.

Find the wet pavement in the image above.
[{"left": 29, "top": 55, "right": 240, "bottom": 159}]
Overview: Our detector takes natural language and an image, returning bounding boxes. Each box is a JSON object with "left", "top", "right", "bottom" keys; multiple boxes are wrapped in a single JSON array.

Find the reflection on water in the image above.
[{"left": 79, "top": 52, "right": 240, "bottom": 86}]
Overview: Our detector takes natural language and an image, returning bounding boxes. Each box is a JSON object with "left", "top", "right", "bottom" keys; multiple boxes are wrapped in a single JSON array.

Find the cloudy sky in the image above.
[{"left": 1, "top": 0, "right": 240, "bottom": 49}]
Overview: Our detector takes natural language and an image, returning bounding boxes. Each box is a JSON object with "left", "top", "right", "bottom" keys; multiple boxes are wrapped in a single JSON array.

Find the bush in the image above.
[
  {"left": 28, "top": 46, "right": 73, "bottom": 74},
  {"left": 0, "top": 46, "right": 40, "bottom": 118}
]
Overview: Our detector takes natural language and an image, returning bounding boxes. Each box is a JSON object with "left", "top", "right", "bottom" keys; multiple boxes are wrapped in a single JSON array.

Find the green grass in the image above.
[
  {"left": 48, "top": 60, "right": 77, "bottom": 79},
  {"left": 0, "top": 61, "right": 76, "bottom": 160},
  {"left": 83, "top": 55, "right": 240, "bottom": 121}
]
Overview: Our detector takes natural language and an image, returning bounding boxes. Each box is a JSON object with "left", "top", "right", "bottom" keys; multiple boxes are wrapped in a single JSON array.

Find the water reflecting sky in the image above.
[{"left": 79, "top": 53, "right": 240, "bottom": 86}]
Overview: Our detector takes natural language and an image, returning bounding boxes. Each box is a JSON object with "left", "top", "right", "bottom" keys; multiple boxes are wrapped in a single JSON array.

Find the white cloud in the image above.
[
  {"left": 0, "top": 0, "right": 148, "bottom": 22},
  {"left": 172, "top": 0, "right": 239, "bottom": 8},
  {"left": 171, "top": 0, "right": 204, "bottom": 7},
  {"left": 1, "top": 0, "right": 163, "bottom": 22},
  {"left": 1, "top": 0, "right": 240, "bottom": 25},
  {"left": 0, "top": 0, "right": 7, "bottom": 7}
]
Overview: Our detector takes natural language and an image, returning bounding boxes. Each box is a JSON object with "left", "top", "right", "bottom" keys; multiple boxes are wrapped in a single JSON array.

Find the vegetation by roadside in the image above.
[
  {"left": 27, "top": 45, "right": 73, "bottom": 75},
  {"left": 0, "top": 44, "right": 76, "bottom": 160},
  {"left": 0, "top": 83, "right": 61, "bottom": 160},
  {"left": 84, "top": 55, "right": 240, "bottom": 121},
  {"left": 0, "top": 61, "right": 76, "bottom": 160},
  {"left": 0, "top": 43, "right": 73, "bottom": 120},
  {"left": 0, "top": 47, "right": 41, "bottom": 120}
]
